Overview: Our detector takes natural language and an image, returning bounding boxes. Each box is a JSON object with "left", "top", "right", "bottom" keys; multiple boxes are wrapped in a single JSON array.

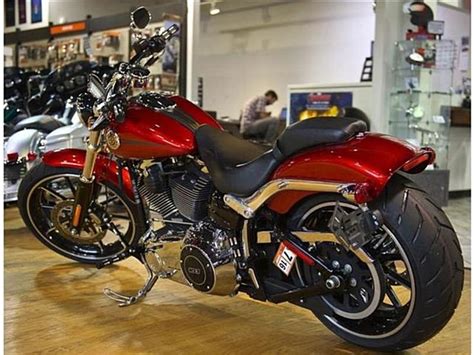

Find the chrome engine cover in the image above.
[{"left": 180, "top": 220, "right": 238, "bottom": 296}]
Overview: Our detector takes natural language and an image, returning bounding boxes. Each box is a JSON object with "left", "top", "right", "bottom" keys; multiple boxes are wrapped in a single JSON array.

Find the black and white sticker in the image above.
[{"left": 273, "top": 243, "right": 297, "bottom": 276}]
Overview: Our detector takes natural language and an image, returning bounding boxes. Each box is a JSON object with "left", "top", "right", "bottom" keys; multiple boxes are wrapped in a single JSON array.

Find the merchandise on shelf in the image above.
[{"left": 389, "top": 39, "right": 456, "bottom": 169}]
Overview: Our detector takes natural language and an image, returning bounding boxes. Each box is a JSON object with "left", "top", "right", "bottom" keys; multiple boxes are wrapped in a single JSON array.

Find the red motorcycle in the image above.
[{"left": 18, "top": 7, "right": 463, "bottom": 351}]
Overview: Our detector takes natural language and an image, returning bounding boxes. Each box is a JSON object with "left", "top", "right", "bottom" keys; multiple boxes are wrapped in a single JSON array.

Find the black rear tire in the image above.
[
  {"left": 287, "top": 174, "right": 464, "bottom": 351},
  {"left": 18, "top": 162, "right": 147, "bottom": 264}
]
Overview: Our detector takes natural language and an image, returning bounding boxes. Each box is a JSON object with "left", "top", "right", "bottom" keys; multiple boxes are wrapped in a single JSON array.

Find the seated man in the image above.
[{"left": 240, "top": 90, "right": 279, "bottom": 143}]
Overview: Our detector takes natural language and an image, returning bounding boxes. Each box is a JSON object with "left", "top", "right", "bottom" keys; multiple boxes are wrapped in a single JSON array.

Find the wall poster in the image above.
[
  {"left": 5, "top": 0, "right": 15, "bottom": 27},
  {"left": 289, "top": 91, "right": 353, "bottom": 124},
  {"left": 31, "top": 0, "right": 43, "bottom": 23},
  {"left": 19, "top": 0, "right": 27, "bottom": 24}
]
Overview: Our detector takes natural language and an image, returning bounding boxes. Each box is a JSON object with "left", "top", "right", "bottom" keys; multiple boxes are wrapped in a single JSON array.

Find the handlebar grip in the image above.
[{"left": 162, "top": 24, "right": 179, "bottom": 40}]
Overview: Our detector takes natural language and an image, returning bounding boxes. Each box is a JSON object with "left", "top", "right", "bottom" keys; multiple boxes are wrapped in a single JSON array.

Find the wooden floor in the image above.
[{"left": 4, "top": 205, "right": 471, "bottom": 354}]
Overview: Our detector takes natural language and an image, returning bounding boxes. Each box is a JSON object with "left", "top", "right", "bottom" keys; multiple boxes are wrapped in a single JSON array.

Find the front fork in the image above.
[{"left": 70, "top": 130, "right": 102, "bottom": 233}]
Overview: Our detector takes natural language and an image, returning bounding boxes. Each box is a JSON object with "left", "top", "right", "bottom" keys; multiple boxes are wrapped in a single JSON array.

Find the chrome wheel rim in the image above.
[
  {"left": 295, "top": 201, "right": 415, "bottom": 339},
  {"left": 26, "top": 173, "right": 136, "bottom": 261}
]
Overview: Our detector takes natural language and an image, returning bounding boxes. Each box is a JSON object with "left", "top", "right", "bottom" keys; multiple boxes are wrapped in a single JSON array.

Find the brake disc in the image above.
[{"left": 51, "top": 199, "right": 106, "bottom": 244}]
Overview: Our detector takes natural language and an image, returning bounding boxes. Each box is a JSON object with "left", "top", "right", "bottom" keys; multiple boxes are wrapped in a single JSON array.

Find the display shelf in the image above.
[
  {"left": 392, "top": 66, "right": 454, "bottom": 72},
  {"left": 389, "top": 39, "right": 455, "bottom": 169},
  {"left": 390, "top": 90, "right": 452, "bottom": 96}
]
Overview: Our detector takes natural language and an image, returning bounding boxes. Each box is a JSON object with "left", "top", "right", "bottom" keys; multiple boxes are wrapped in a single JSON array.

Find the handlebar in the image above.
[
  {"left": 130, "top": 24, "right": 179, "bottom": 65},
  {"left": 85, "top": 24, "right": 179, "bottom": 131}
]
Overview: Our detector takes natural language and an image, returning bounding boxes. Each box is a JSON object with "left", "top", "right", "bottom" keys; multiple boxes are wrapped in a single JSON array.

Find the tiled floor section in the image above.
[{"left": 444, "top": 197, "right": 471, "bottom": 267}]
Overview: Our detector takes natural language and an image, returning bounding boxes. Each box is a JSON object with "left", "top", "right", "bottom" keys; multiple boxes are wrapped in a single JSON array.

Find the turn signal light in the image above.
[{"left": 7, "top": 152, "right": 19, "bottom": 162}]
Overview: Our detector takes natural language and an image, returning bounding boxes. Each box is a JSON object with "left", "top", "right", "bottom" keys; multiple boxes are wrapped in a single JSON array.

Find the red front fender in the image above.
[
  {"left": 267, "top": 133, "right": 435, "bottom": 214},
  {"left": 42, "top": 149, "right": 135, "bottom": 200}
]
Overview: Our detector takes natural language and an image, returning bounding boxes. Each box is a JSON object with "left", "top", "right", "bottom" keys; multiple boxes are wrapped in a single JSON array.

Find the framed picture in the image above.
[
  {"left": 19, "top": 0, "right": 27, "bottom": 24},
  {"left": 289, "top": 91, "right": 353, "bottom": 124},
  {"left": 5, "top": 0, "right": 15, "bottom": 27},
  {"left": 31, "top": 0, "right": 42, "bottom": 23}
]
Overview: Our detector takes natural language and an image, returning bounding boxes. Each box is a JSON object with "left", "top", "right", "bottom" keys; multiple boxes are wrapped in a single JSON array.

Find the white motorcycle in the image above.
[{"left": 4, "top": 101, "right": 88, "bottom": 202}]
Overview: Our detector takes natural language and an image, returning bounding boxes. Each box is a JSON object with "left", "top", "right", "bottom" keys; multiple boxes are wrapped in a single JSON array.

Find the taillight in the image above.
[
  {"left": 27, "top": 152, "right": 38, "bottom": 161},
  {"left": 402, "top": 153, "right": 432, "bottom": 173},
  {"left": 7, "top": 152, "right": 19, "bottom": 162}
]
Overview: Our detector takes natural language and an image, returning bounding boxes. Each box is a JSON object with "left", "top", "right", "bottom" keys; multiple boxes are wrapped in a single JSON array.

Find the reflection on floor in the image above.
[
  {"left": 3, "top": 206, "right": 471, "bottom": 354},
  {"left": 444, "top": 197, "right": 471, "bottom": 267}
]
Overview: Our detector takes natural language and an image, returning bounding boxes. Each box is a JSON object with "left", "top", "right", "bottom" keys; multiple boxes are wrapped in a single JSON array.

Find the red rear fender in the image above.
[
  {"left": 42, "top": 149, "right": 135, "bottom": 200},
  {"left": 267, "top": 133, "right": 435, "bottom": 214}
]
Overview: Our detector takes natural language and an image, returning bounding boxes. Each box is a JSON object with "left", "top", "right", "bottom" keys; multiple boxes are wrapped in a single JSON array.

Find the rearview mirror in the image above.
[
  {"left": 131, "top": 6, "right": 151, "bottom": 29},
  {"left": 88, "top": 74, "right": 106, "bottom": 99}
]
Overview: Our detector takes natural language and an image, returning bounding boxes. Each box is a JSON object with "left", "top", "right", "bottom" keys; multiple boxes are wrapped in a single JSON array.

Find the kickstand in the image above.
[{"left": 103, "top": 253, "right": 176, "bottom": 307}]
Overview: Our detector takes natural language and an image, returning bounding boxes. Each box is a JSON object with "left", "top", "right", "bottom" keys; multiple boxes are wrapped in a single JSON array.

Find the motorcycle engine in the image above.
[
  {"left": 140, "top": 162, "right": 213, "bottom": 223},
  {"left": 180, "top": 219, "right": 238, "bottom": 296},
  {"left": 139, "top": 161, "right": 239, "bottom": 296}
]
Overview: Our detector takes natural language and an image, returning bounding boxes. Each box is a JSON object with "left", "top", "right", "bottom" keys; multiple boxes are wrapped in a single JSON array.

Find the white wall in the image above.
[
  {"left": 48, "top": 0, "right": 160, "bottom": 24},
  {"left": 196, "top": 1, "right": 375, "bottom": 119},
  {"left": 437, "top": 4, "right": 471, "bottom": 191},
  {"left": 437, "top": 3, "right": 471, "bottom": 106}
]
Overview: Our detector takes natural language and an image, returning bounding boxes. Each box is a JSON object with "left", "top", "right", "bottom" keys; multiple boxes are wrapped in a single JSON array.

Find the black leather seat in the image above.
[
  {"left": 196, "top": 117, "right": 367, "bottom": 196},
  {"left": 276, "top": 117, "right": 367, "bottom": 157},
  {"left": 13, "top": 115, "right": 66, "bottom": 134}
]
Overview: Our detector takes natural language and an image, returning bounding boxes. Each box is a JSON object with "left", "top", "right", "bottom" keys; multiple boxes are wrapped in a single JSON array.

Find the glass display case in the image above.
[{"left": 389, "top": 39, "right": 456, "bottom": 169}]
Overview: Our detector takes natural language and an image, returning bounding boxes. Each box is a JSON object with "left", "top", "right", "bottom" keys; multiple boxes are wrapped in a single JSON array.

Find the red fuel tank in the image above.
[{"left": 110, "top": 93, "right": 222, "bottom": 160}]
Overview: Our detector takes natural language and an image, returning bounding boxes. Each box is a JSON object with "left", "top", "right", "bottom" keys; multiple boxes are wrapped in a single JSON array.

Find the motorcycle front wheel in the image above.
[
  {"left": 287, "top": 174, "right": 464, "bottom": 351},
  {"left": 18, "top": 163, "right": 147, "bottom": 264}
]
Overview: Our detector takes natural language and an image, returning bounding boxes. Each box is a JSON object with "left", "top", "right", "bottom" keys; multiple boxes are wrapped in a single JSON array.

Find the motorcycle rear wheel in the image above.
[
  {"left": 287, "top": 174, "right": 464, "bottom": 351},
  {"left": 18, "top": 163, "right": 146, "bottom": 264}
]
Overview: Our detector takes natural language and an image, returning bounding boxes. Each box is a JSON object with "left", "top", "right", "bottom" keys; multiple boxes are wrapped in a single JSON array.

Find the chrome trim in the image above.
[
  {"left": 224, "top": 179, "right": 357, "bottom": 219},
  {"left": 134, "top": 92, "right": 177, "bottom": 113},
  {"left": 241, "top": 220, "right": 260, "bottom": 289},
  {"left": 241, "top": 220, "right": 250, "bottom": 259},
  {"left": 248, "top": 268, "right": 260, "bottom": 289},
  {"left": 82, "top": 130, "right": 101, "bottom": 180}
]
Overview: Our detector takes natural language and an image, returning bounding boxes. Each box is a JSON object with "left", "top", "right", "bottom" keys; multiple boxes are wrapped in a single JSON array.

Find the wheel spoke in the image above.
[
  {"left": 386, "top": 285, "right": 402, "bottom": 308},
  {"left": 378, "top": 253, "right": 403, "bottom": 263},
  {"left": 108, "top": 221, "right": 128, "bottom": 247},
  {"left": 100, "top": 195, "right": 119, "bottom": 206},
  {"left": 39, "top": 186, "right": 66, "bottom": 201},
  {"left": 385, "top": 268, "right": 411, "bottom": 289},
  {"left": 372, "top": 233, "right": 389, "bottom": 250},
  {"left": 97, "top": 241, "right": 105, "bottom": 254},
  {"left": 110, "top": 214, "right": 131, "bottom": 220},
  {"left": 40, "top": 204, "right": 55, "bottom": 210},
  {"left": 64, "top": 177, "right": 76, "bottom": 195}
]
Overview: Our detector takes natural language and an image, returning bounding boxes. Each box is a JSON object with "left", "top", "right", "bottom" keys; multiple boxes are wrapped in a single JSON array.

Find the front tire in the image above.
[
  {"left": 287, "top": 174, "right": 464, "bottom": 351},
  {"left": 18, "top": 162, "right": 146, "bottom": 264}
]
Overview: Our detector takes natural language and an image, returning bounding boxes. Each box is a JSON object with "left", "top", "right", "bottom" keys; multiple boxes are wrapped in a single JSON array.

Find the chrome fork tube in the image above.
[
  {"left": 71, "top": 130, "right": 102, "bottom": 230},
  {"left": 81, "top": 130, "right": 102, "bottom": 181}
]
